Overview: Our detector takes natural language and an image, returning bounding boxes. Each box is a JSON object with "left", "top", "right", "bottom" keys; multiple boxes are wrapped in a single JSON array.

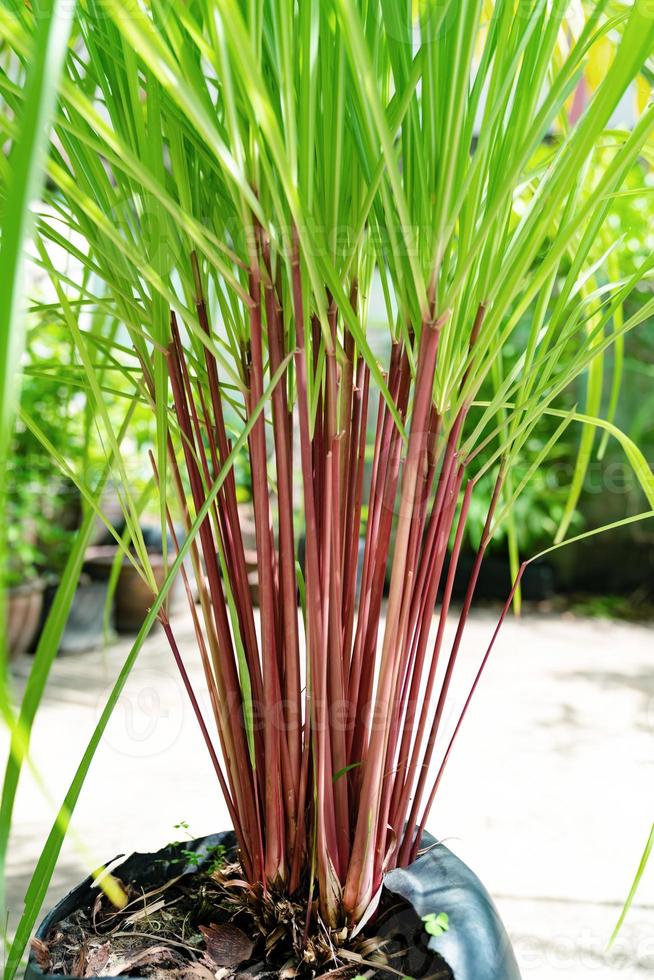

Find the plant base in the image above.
[{"left": 26, "top": 833, "right": 519, "bottom": 980}]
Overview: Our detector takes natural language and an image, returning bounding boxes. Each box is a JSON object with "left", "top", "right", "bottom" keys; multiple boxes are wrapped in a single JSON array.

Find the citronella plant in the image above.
[{"left": 2, "top": 0, "right": 654, "bottom": 968}]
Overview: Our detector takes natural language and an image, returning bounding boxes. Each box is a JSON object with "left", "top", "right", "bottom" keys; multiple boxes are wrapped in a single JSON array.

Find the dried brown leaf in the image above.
[
  {"left": 106, "top": 943, "right": 185, "bottom": 976},
  {"left": 177, "top": 965, "right": 217, "bottom": 980},
  {"left": 200, "top": 923, "right": 254, "bottom": 968},
  {"left": 92, "top": 894, "right": 103, "bottom": 931},
  {"left": 72, "top": 943, "right": 88, "bottom": 977},
  {"left": 123, "top": 897, "right": 167, "bottom": 925},
  {"left": 265, "top": 926, "right": 285, "bottom": 957},
  {"left": 30, "top": 938, "right": 51, "bottom": 973},
  {"left": 84, "top": 941, "right": 111, "bottom": 977}
]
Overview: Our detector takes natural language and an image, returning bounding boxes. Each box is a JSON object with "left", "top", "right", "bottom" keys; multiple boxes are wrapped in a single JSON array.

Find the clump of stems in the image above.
[{"left": 151, "top": 248, "right": 519, "bottom": 929}]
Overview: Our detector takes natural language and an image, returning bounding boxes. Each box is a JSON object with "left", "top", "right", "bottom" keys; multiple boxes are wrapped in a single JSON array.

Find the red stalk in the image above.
[
  {"left": 159, "top": 613, "right": 254, "bottom": 875},
  {"left": 347, "top": 346, "right": 409, "bottom": 766},
  {"left": 341, "top": 362, "right": 369, "bottom": 677},
  {"left": 311, "top": 313, "right": 325, "bottom": 537},
  {"left": 384, "top": 463, "right": 466, "bottom": 850},
  {"left": 337, "top": 282, "right": 358, "bottom": 558},
  {"left": 327, "top": 435, "right": 350, "bottom": 875},
  {"left": 387, "top": 419, "right": 467, "bottom": 821},
  {"left": 260, "top": 238, "right": 302, "bottom": 833},
  {"left": 148, "top": 451, "right": 256, "bottom": 875},
  {"left": 191, "top": 255, "right": 264, "bottom": 714},
  {"left": 317, "top": 451, "right": 340, "bottom": 879},
  {"left": 394, "top": 475, "right": 472, "bottom": 864},
  {"left": 398, "top": 467, "right": 505, "bottom": 864},
  {"left": 344, "top": 315, "right": 445, "bottom": 921},
  {"left": 166, "top": 323, "right": 263, "bottom": 876},
  {"left": 246, "top": 266, "right": 287, "bottom": 882},
  {"left": 344, "top": 385, "right": 386, "bottom": 738},
  {"left": 289, "top": 229, "right": 331, "bottom": 899},
  {"left": 410, "top": 562, "right": 528, "bottom": 863}
]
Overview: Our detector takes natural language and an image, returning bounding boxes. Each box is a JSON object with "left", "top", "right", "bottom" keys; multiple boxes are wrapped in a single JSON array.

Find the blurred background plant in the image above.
[
  {"left": 6, "top": 319, "right": 85, "bottom": 589},
  {"left": 452, "top": 148, "right": 654, "bottom": 604}
]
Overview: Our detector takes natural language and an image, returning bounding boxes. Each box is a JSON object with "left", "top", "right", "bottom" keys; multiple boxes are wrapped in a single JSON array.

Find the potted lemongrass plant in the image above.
[{"left": 3, "top": 2, "right": 654, "bottom": 980}]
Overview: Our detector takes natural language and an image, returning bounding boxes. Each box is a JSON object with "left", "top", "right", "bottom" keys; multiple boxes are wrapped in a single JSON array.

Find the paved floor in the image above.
[{"left": 4, "top": 605, "right": 653, "bottom": 978}]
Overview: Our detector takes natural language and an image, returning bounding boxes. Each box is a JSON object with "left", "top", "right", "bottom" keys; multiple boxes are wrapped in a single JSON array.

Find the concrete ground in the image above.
[{"left": 4, "top": 605, "right": 654, "bottom": 979}]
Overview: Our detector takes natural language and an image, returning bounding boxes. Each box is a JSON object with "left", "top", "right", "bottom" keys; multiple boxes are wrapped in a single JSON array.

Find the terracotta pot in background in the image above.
[
  {"left": 83, "top": 546, "right": 179, "bottom": 634},
  {"left": 114, "top": 554, "right": 172, "bottom": 633},
  {"left": 7, "top": 581, "right": 45, "bottom": 658}
]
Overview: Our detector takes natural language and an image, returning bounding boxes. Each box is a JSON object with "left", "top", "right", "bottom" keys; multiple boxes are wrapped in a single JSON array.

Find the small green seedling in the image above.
[
  {"left": 170, "top": 822, "right": 226, "bottom": 873},
  {"left": 180, "top": 843, "right": 226, "bottom": 873},
  {"left": 422, "top": 912, "right": 450, "bottom": 938}
]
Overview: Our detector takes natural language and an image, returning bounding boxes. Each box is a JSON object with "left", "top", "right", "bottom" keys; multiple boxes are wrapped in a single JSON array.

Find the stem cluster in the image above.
[{"left": 154, "top": 247, "right": 511, "bottom": 930}]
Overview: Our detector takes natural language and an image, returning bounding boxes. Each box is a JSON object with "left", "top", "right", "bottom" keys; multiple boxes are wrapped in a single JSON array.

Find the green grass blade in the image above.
[
  {"left": 0, "top": 0, "right": 76, "bottom": 922},
  {"left": 0, "top": 0, "right": 75, "bottom": 460},
  {"left": 609, "top": 824, "right": 654, "bottom": 946},
  {"left": 530, "top": 510, "right": 654, "bottom": 564}
]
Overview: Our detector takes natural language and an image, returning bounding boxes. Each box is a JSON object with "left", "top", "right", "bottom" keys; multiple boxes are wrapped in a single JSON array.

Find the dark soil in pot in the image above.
[{"left": 26, "top": 834, "right": 519, "bottom": 980}]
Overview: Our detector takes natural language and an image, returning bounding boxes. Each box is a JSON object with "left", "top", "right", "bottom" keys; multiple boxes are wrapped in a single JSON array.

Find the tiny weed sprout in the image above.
[
  {"left": 1, "top": 0, "right": 654, "bottom": 977},
  {"left": 177, "top": 845, "right": 227, "bottom": 875},
  {"left": 422, "top": 913, "right": 450, "bottom": 938}
]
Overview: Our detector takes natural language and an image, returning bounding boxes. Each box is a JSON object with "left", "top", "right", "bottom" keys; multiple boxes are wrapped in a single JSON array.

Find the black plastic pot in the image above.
[
  {"left": 32, "top": 577, "right": 114, "bottom": 655},
  {"left": 384, "top": 831, "right": 521, "bottom": 980},
  {"left": 26, "top": 831, "right": 520, "bottom": 980}
]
